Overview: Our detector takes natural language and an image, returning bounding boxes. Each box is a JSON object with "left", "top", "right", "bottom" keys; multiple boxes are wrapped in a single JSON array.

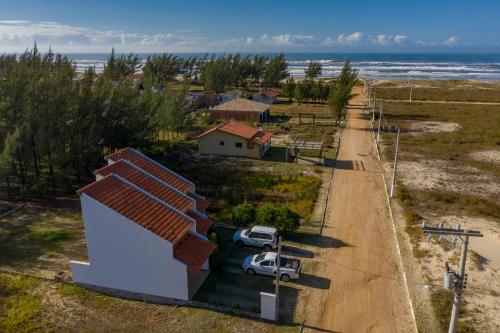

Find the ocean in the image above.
[{"left": 67, "top": 53, "right": 500, "bottom": 81}]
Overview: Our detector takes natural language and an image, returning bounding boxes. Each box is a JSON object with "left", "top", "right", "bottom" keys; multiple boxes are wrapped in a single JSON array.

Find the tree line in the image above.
[
  {"left": 281, "top": 60, "right": 358, "bottom": 111},
  {"left": 0, "top": 46, "right": 193, "bottom": 196},
  {"left": 0, "top": 46, "right": 356, "bottom": 196}
]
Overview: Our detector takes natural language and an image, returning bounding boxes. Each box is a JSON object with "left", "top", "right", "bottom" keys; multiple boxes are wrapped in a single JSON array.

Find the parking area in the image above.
[{"left": 194, "top": 224, "right": 330, "bottom": 323}]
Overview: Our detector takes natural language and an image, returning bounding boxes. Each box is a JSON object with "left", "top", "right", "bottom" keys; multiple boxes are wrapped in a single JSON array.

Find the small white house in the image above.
[
  {"left": 220, "top": 89, "right": 241, "bottom": 103},
  {"left": 71, "top": 148, "right": 215, "bottom": 301},
  {"left": 251, "top": 89, "right": 280, "bottom": 105}
]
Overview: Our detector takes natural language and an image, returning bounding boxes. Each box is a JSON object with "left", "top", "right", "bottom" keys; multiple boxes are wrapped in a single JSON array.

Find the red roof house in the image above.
[
  {"left": 71, "top": 149, "right": 215, "bottom": 301},
  {"left": 197, "top": 120, "right": 273, "bottom": 159}
]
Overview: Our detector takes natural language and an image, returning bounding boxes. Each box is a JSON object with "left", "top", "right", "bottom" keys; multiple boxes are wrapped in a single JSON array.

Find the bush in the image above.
[
  {"left": 275, "top": 206, "right": 300, "bottom": 235},
  {"left": 231, "top": 203, "right": 256, "bottom": 228},
  {"left": 208, "top": 232, "right": 225, "bottom": 273},
  {"left": 256, "top": 203, "right": 277, "bottom": 226}
]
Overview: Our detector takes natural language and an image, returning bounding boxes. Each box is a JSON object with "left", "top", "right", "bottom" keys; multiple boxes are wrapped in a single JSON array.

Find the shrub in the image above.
[
  {"left": 208, "top": 232, "right": 225, "bottom": 274},
  {"left": 231, "top": 203, "right": 256, "bottom": 228},
  {"left": 275, "top": 206, "right": 300, "bottom": 235},
  {"left": 256, "top": 203, "right": 277, "bottom": 226}
]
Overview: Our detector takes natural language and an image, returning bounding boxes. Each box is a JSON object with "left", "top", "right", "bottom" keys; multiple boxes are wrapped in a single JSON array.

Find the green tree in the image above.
[
  {"left": 257, "top": 203, "right": 277, "bottom": 226},
  {"left": 143, "top": 54, "right": 185, "bottom": 88},
  {"left": 102, "top": 48, "right": 140, "bottom": 80},
  {"left": 263, "top": 53, "right": 289, "bottom": 88},
  {"left": 305, "top": 61, "right": 322, "bottom": 80},
  {"left": 283, "top": 77, "right": 296, "bottom": 99},
  {"left": 275, "top": 206, "right": 300, "bottom": 234},
  {"left": 328, "top": 60, "right": 358, "bottom": 120},
  {"left": 295, "top": 83, "right": 304, "bottom": 105},
  {"left": 231, "top": 203, "right": 256, "bottom": 228}
]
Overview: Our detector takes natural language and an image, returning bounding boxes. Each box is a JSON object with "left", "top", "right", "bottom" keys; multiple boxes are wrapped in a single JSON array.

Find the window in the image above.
[
  {"left": 219, "top": 141, "right": 224, "bottom": 146},
  {"left": 261, "top": 261, "right": 274, "bottom": 267},
  {"left": 255, "top": 254, "right": 266, "bottom": 262},
  {"left": 235, "top": 142, "right": 243, "bottom": 148},
  {"left": 261, "top": 233, "right": 272, "bottom": 240}
]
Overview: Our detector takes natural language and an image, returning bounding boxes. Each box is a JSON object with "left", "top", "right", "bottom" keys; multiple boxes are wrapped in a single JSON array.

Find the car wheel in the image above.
[
  {"left": 246, "top": 268, "right": 256, "bottom": 275},
  {"left": 280, "top": 274, "right": 290, "bottom": 282},
  {"left": 263, "top": 244, "right": 272, "bottom": 252},
  {"left": 235, "top": 240, "right": 244, "bottom": 248}
]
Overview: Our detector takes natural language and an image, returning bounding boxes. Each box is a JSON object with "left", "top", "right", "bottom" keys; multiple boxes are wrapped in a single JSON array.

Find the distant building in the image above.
[
  {"left": 251, "top": 88, "right": 280, "bottom": 105},
  {"left": 220, "top": 89, "right": 241, "bottom": 103},
  {"left": 197, "top": 120, "right": 273, "bottom": 159},
  {"left": 210, "top": 98, "right": 270, "bottom": 122},
  {"left": 186, "top": 90, "right": 218, "bottom": 108},
  {"left": 71, "top": 148, "right": 215, "bottom": 301}
]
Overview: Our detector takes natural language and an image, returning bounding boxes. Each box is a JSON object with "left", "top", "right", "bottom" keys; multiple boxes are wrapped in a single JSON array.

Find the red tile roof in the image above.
[
  {"left": 174, "top": 233, "right": 216, "bottom": 272},
  {"left": 186, "top": 211, "right": 214, "bottom": 234},
  {"left": 197, "top": 120, "right": 273, "bottom": 145},
  {"left": 193, "top": 196, "right": 210, "bottom": 212},
  {"left": 78, "top": 174, "right": 193, "bottom": 245},
  {"left": 264, "top": 88, "right": 280, "bottom": 97},
  {"left": 105, "top": 148, "right": 193, "bottom": 193},
  {"left": 198, "top": 120, "right": 258, "bottom": 140},
  {"left": 254, "top": 131, "right": 273, "bottom": 144},
  {"left": 94, "top": 160, "right": 194, "bottom": 213}
]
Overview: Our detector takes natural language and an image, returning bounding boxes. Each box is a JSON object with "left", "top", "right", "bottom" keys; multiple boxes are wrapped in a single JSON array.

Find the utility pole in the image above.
[
  {"left": 377, "top": 100, "right": 383, "bottom": 142},
  {"left": 421, "top": 222, "right": 483, "bottom": 333},
  {"left": 409, "top": 77, "right": 413, "bottom": 103},
  {"left": 274, "top": 236, "right": 282, "bottom": 321},
  {"left": 390, "top": 128, "right": 400, "bottom": 197}
]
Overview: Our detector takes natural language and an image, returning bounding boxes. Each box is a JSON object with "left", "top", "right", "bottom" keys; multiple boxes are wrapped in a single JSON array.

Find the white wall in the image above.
[{"left": 71, "top": 194, "right": 190, "bottom": 300}]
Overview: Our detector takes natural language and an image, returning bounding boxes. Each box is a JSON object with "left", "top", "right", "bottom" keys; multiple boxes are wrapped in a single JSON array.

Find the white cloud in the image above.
[
  {"left": 271, "top": 34, "right": 314, "bottom": 46},
  {"left": 336, "top": 32, "right": 363, "bottom": 45},
  {"left": 0, "top": 20, "right": 204, "bottom": 52},
  {"left": 321, "top": 36, "right": 335, "bottom": 47},
  {"left": 370, "top": 34, "right": 408, "bottom": 46},
  {"left": 394, "top": 35, "right": 407, "bottom": 44},
  {"left": 443, "top": 35, "right": 459, "bottom": 46},
  {"left": 373, "top": 34, "right": 389, "bottom": 45}
]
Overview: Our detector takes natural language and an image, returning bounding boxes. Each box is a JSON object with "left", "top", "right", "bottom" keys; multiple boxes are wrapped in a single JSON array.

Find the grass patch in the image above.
[
  {"left": 0, "top": 274, "right": 42, "bottom": 333},
  {"left": 422, "top": 190, "right": 500, "bottom": 221},
  {"left": 167, "top": 161, "right": 322, "bottom": 224},
  {"left": 0, "top": 207, "right": 83, "bottom": 266},
  {"left": 271, "top": 101, "right": 330, "bottom": 116},
  {"left": 430, "top": 288, "right": 474, "bottom": 333},
  {"left": 374, "top": 80, "right": 500, "bottom": 103}
]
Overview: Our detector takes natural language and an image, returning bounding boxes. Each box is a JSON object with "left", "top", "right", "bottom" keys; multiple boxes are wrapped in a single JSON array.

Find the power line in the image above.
[{"left": 421, "top": 221, "right": 483, "bottom": 333}]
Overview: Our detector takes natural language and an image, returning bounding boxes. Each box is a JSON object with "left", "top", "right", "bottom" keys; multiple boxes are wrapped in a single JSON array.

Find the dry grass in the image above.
[
  {"left": 0, "top": 272, "right": 296, "bottom": 333},
  {"left": 374, "top": 80, "right": 500, "bottom": 103}
]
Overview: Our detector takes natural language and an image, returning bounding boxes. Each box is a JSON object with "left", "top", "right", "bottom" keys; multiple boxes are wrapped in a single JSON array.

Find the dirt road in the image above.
[{"left": 303, "top": 87, "right": 416, "bottom": 332}]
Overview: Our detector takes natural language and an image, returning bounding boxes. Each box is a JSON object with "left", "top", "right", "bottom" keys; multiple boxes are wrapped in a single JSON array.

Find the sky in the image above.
[{"left": 0, "top": 0, "right": 499, "bottom": 53}]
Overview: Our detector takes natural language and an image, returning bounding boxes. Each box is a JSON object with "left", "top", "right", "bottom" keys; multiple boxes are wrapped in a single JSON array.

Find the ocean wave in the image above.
[{"left": 71, "top": 56, "right": 500, "bottom": 80}]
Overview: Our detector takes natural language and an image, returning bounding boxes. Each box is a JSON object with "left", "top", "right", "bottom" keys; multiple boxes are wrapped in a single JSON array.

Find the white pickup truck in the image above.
[{"left": 242, "top": 252, "right": 301, "bottom": 281}]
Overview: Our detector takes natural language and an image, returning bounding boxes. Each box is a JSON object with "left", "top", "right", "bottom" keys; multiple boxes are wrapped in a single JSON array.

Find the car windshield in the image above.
[
  {"left": 244, "top": 229, "right": 250, "bottom": 236},
  {"left": 255, "top": 254, "right": 266, "bottom": 262}
]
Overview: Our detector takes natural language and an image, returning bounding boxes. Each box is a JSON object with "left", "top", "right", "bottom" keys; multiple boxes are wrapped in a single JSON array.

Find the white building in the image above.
[{"left": 71, "top": 148, "right": 215, "bottom": 301}]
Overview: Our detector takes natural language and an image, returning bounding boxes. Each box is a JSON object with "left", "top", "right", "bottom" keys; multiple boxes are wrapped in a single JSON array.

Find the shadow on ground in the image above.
[
  {"left": 282, "top": 245, "right": 314, "bottom": 258},
  {"left": 290, "top": 273, "right": 331, "bottom": 290},
  {"left": 286, "top": 232, "right": 350, "bottom": 249}
]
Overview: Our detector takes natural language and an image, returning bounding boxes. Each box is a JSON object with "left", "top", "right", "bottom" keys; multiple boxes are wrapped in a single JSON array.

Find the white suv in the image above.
[{"left": 233, "top": 225, "right": 278, "bottom": 251}]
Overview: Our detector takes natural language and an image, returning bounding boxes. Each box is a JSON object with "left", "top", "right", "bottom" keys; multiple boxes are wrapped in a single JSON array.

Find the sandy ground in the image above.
[
  {"left": 470, "top": 150, "right": 500, "bottom": 164},
  {"left": 397, "top": 159, "right": 500, "bottom": 199},
  {"left": 301, "top": 87, "right": 416, "bottom": 333},
  {"left": 408, "top": 121, "right": 461, "bottom": 135},
  {"left": 376, "top": 93, "right": 500, "bottom": 332}
]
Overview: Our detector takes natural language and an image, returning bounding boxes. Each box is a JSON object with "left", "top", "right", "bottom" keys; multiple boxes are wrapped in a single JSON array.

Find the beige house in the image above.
[
  {"left": 197, "top": 121, "right": 273, "bottom": 159},
  {"left": 210, "top": 98, "right": 270, "bottom": 122}
]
